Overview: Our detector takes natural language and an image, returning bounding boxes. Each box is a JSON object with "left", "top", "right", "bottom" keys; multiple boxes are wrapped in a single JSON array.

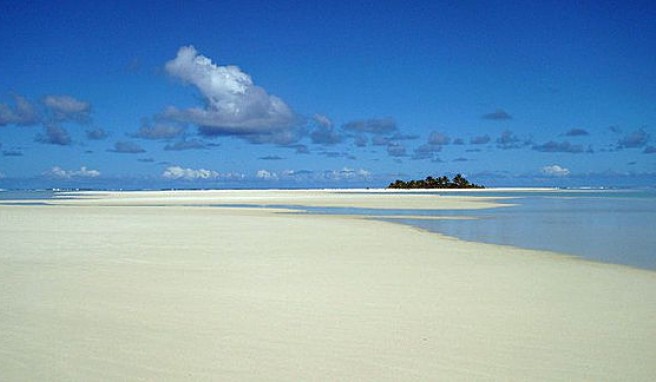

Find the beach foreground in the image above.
[{"left": 1, "top": 190, "right": 655, "bottom": 380}]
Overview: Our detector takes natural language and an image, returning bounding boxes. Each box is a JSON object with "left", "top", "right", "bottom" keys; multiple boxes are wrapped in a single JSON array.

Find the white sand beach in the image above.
[{"left": 1, "top": 190, "right": 655, "bottom": 380}]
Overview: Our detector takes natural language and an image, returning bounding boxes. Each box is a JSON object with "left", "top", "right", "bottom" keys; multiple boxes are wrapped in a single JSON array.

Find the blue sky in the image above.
[{"left": 1, "top": 0, "right": 655, "bottom": 189}]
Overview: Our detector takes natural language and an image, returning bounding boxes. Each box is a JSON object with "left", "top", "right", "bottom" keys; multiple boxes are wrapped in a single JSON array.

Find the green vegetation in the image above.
[{"left": 387, "top": 174, "right": 484, "bottom": 189}]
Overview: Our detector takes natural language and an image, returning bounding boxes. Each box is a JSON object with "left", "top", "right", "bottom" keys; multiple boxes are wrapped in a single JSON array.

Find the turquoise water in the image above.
[
  {"left": 394, "top": 190, "right": 656, "bottom": 271},
  {"left": 271, "top": 190, "right": 656, "bottom": 271}
]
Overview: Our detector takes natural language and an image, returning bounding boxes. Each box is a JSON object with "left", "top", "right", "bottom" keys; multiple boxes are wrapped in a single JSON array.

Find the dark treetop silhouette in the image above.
[{"left": 387, "top": 174, "right": 484, "bottom": 189}]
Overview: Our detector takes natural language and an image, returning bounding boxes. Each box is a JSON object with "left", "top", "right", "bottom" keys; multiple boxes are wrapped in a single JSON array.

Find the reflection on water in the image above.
[
  {"left": 394, "top": 194, "right": 656, "bottom": 271},
  {"left": 288, "top": 190, "right": 656, "bottom": 271}
]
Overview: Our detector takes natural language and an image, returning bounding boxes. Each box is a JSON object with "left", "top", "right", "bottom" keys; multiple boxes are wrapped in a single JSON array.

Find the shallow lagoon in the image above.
[{"left": 283, "top": 190, "right": 656, "bottom": 271}]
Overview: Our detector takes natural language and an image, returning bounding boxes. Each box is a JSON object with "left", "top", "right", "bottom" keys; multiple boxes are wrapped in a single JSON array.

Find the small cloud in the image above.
[
  {"left": 482, "top": 109, "right": 512, "bottom": 120},
  {"left": 496, "top": 130, "right": 529, "bottom": 150},
  {"left": 133, "top": 120, "right": 185, "bottom": 140},
  {"left": 44, "top": 166, "right": 100, "bottom": 179},
  {"left": 390, "top": 133, "right": 419, "bottom": 141},
  {"left": 532, "top": 140, "right": 585, "bottom": 153},
  {"left": 162, "top": 166, "right": 219, "bottom": 180},
  {"left": 453, "top": 138, "right": 465, "bottom": 145},
  {"left": 343, "top": 117, "right": 397, "bottom": 135},
  {"left": 453, "top": 157, "right": 469, "bottom": 162},
  {"left": 319, "top": 151, "right": 343, "bottom": 158},
  {"left": 3, "top": 150, "right": 23, "bottom": 157},
  {"left": 564, "top": 128, "right": 589, "bottom": 137},
  {"left": 412, "top": 144, "right": 442, "bottom": 160},
  {"left": 289, "top": 144, "right": 310, "bottom": 154},
  {"left": 354, "top": 135, "right": 368, "bottom": 147},
  {"left": 320, "top": 167, "right": 371, "bottom": 181},
  {"left": 109, "top": 140, "right": 146, "bottom": 154},
  {"left": 138, "top": 157, "right": 155, "bottom": 163},
  {"left": 387, "top": 142, "right": 407, "bottom": 157},
  {"left": 310, "top": 114, "right": 343, "bottom": 145},
  {"left": 164, "top": 139, "right": 207, "bottom": 151},
  {"left": 608, "top": 125, "right": 622, "bottom": 134},
  {"left": 256, "top": 169, "right": 278, "bottom": 180},
  {"left": 0, "top": 95, "right": 40, "bottom": 126},
  {"left": 259, "top": 155, "right": 284, "bottom": 160},
  {"left": 86, "top": 127, "right": 108, "bottom": 140},
  {"left": 541, "top": 164, "right": 570, "bottom": 177},
  {"left": 35, "top": 124, "right": 72, "bottom": 146},
  {"left": 617, "top": 128, "right": 650, "bottom": 149},
  {"left": 43, "top": 95, "right": 91, "bottom": 123},
  {"left": 644, "top": 146, "right": 656, "bottom": 154},
  {"left": 427, "top": 131, "right": 450, "bottom": 145},
  {"left": 470, "top": 135, "right": 491, "bottom": 145}
]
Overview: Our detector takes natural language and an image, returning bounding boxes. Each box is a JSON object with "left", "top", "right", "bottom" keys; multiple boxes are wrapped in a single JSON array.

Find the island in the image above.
[{"left": 387, "top": 174, "right": 484, "bottom": 189}]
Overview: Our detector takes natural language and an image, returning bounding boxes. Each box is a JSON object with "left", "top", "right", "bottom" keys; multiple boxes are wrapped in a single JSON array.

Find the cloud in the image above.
[
  {"left": 453, "top": 157, "right": 469, "bottom": 162},
  {"left": 617, "top": 128, "right": 650, "bottom": 149},
  {"left": 470, "top": 135, "right": 491, "bottom": 145},
  {"left": 162, "top": 166, "right": 219, "bottom": 180},
  {"left": 496, "top": 130, "right": 529, "bottom": 150},
  {"left": 133, "top": 120, "right": 185, "bottom": 140},
  {"left": 412, "top": 144, "right": 442, "bottom": 160},
  {"left": 2, "top": 150, "right": 23, "bottom": 157},
  {"left": 310, "top": 114, "right": 343, "bottom": 145},
  {"left": 163, "top": 45, "right": 298, "bottom": 144},
  {"left": 86, "top": 127, "right": 108, "bottom": 140},
  {"left": 35, "top": 124, "right": 72, "bottom": 146},
  {"left": 564, "top": 128, "right": 589, "bottom": 137},
  {"left": 288, "top": 144, "right": 310, "bottom": 154},
  {"left": 453, "top": 138, "right": 465, "bottom": 145},
  {"left": 386, "top": 142, "right": 407, "bottom": 157},
  {"left": 608, "top": 125, "right": 622, "bottom": 134},
  {"left": 43, "top": 95, "right": 91, "bottom": 123},
  {"left": 354, "top": 135, "right": 368, "bottom": 147},
  {"left": 482, "top": 109, "right": 512, "bottom": 120},
  {"left": 164, "top": 139, "right": 207, "bottom": 151},
  {"left": 137, "top": 157, "right": 155, "bottom": 163},
  {"left": 256, "top": 169, "right": 278, "bottom": 180},
  {"left": 44, "top": 166, "right": 100, "bottom": 179},
  {"left": 428, "top": 131, "right": 450, "bottom": 145},
  {"left": 0, "top": 95, "right": 40, "bottom": 126},
  {"left": 371, "top": 136, "right": 391, "bottom": 146},
  {"left": 259, "top": 155, "right": 284, "bottom": 160},
  {"left": 320, "top": 167, "right": 371, "bottom": 181},
  {"left": 343, "top": 117, "right": 397, "bottom": 135},
  {"left": 644, "top": 146, "right": 656, "bottom": 154},
  {"left": 110, "top": 140, "right": 146, "bottom": 154},
  {"left": 532, "top": 140, "right": 585, "bottom": 153},
  {"left": 541, "top": 165, "right": 570, "bottom": 177}
]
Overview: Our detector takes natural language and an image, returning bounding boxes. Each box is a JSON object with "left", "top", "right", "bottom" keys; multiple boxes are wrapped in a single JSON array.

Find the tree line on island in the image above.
[{"left": 387, "top": 174, "right": 484, "bottom": 189}]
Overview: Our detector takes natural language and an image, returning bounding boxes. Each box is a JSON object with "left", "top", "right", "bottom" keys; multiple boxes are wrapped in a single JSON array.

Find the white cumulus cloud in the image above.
[
  {"left": 541, "top": 164, "right": 570, "bottom": 177},
  {"left": 45, "top": 166, "right": 101, "bottom": 179},
  {"left": 163, "top": 46, "right": 298, "bottom": 144},
  {"left": 162, "top": 166, "right": 219, "bottom": 180},
  {"left": 256, "top": 169, "right": 278, "bottom": 180}
]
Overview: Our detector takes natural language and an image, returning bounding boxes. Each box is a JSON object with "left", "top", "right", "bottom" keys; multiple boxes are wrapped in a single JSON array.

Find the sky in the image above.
[{"left": 1, "top": 0, "right": 655, "bottom": 189}]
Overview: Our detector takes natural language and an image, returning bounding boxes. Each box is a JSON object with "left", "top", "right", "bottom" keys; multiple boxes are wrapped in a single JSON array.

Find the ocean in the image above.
[
  {"left": 390, "top": 190, "right": 656, "bottom": 271},
  {"left": 272, "top": 189, "right": 656, "bottom": 271}
]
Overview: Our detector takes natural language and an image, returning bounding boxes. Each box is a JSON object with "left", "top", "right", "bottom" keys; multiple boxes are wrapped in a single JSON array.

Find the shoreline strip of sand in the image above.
[{"left": 1, "top": 190, "right": 654, "bottom": 380}]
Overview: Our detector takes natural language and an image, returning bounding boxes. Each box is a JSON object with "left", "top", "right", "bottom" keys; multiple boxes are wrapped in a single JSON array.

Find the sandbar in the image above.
[{"left": 0, "top": 190, "right": 654, "bottom": 380}]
